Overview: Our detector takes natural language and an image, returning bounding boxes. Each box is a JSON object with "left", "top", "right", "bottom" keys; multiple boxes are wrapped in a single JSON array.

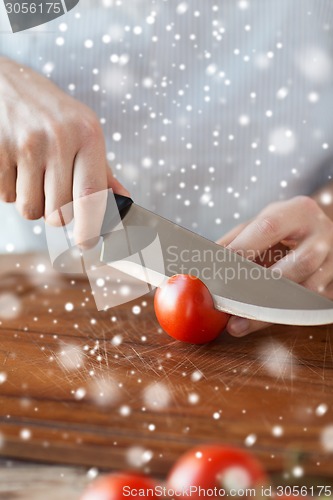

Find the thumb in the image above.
[
  {"left": 227, "top": 316, "right": 270, "bottom": 337},
  {"left": 216, "top": 221, "right": 249, "bottom": 247}
]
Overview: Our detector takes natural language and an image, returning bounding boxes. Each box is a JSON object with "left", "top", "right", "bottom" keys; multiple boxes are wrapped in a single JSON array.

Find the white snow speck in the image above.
[
  {"left": 143, "top": 382, "right": 171, "bottom": 410},
  {"left": 244, "top": 434, "right": 257, "bottom": 447},
  {"left": 308, "top": 92, "right": 319, "bottom": 103},
  {"left": 296, "top": 46, "right": 333, "bottom": 84},
  {"left": 126, "top": 446, "right": 153, "bottom": 468},
  {"left": 89, "top": 377, "right": 121, "bottom": 407},
  {"left": 119, "top": 405, "right": 131, "bottom": 417},
  {"left": 177, "top": 2, "right": 188, "bottom": 14},
  {"left": 87, "top": 468, "right": 99, "bottom": 480},
  {"left": 75, "top": 388, "right": 86, "bottom": 400},
  {"left": 132, "top": 305, "right": 141, "bottom": 315},
  {"left": 113, "top": 132, "right": 122, "bottom": 142},
  {"left": 292, "top": 466, "right": 304, "bottom": 478},
  {"left": 191, "top": 370, "right": 203, "bottom": 382},
  {"left": 315, "top": 403, "right": 328, "bottom": 416},
  {"left": 238, "top": 0, "right": 249, "bottom": 10},
  {"left": 268, "top": 127, "right": 296, "bottom": 155},
  {"left": 111, "top": 335, "right": 123, "bottom": 346},
  {"left": 188, "top": 393, "right": 200, "bottom": 404},
  {"left": 239, "top": 115, "right": 250, "bottom": 126},
  {"left": 320, "top": 424, "right": 333, "bottom": 451},
  {"left": 218, "top": 466, "right": 251, "bottom": 490},
  {"left": 42, "top": 62, "right": 54, "bottom": 75},
  {"left": 142, "top": 157, "right": 153, "bottom": 169},
  {"left": 33, "top": 225, "right": 43, "bottom": 235},
  {"left": 257, "top": 340, "right": 298, "bottom": 379},
  {"left": 0, "top": 293, "right": 22, "bottom": 320},
  {"left": 272, "top": 425, "right": 284, "bottom": 437},
  {"left": 20, "top": 429, "right": 32, "bottom": 441},
  {"left": 276, "top": 87, "right": 289, "bottom": 100},
  {"left": 58, "top": 343, "right": 84, "bottom": 371},
  {"left": 55, "top": 37, "right": 65, "bottom": 46},
  {"left": 37, "top": 264, "right": 46, "bottom": 274},
  {"left": 320, "top": 192, "right": 333, "bottom": 205},
  {"left": 84, "top": 39, "right": 94, "bottom": 48}
]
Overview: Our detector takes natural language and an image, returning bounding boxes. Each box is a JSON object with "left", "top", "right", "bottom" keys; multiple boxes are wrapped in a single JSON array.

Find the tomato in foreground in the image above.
[
  {"left": 80, "top": 473, "right": 157, "bottom": 500},
  {"left": 167, "top": 444, "right": 268, "bottom": 499},
  {"left": 154, "top": 274, "right": 229, "bottom": 344}
]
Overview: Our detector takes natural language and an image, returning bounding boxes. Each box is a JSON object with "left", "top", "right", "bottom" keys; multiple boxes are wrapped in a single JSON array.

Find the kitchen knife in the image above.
[{"left": 101, "top": 193, "right": 333, "bottom": 326}]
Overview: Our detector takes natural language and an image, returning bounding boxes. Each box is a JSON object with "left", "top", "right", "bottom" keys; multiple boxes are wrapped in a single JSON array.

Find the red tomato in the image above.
[
  {"left": 167, "top": 445, "right": 268, "bottom": 499},
  {"left": 154, "top": 274, "right": 229, "bottom": 344},
  {"left": 80, "top": 473, "right": 158, "bottom": 500}
]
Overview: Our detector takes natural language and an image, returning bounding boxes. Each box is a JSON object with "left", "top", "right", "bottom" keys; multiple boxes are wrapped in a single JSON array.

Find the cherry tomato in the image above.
[
  {"left": 154, "top": 274, "right": 229, "bottom": 344},
  {"left": 80, "top": 473, "right": 158, "bottom": 500},
  {"left": 167, "top": 445, "right": 268, "bottom": 499}
]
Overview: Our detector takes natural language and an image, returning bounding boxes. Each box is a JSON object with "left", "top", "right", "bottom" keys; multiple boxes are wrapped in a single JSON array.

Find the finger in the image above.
[
  {"left": 323, "top": 281, "right": 333, "bottom": 300},
  {"left": 216, "top": 221, "right": 248, "bottom": 247},
  {"left": 107, "top": 166, "right": 131, "bottom": 197},
  {"left": 301, "top": 255, "right": 333, "bottom": 295},
  {"left": 16, "top": 161, "right": 44, "bottom": 219},
  {"left": 44, "top": 157, "right": 74, "bottom": 226},
  {"left": 227, "top": 316, "right": 271, "bottom": 337},
  {"left": 253, "top": 242, "right": 290, "bottom": 268},
  {"left": 227, "top": 201, "right": 304, "bottom": 259},
  {"left": 270, "top": 236, "right": 329, "bottom": 284},
  {"left": 72, "top": 141, "right": 108, "bottom": 246},
  {"left": 0, "top": 156, "right": 16, "bottom": 203}
]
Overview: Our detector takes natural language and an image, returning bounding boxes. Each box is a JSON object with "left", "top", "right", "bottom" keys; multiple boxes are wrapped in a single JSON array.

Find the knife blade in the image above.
[{"left": 101, "top": 193, "right": 333, "bottom": 326}]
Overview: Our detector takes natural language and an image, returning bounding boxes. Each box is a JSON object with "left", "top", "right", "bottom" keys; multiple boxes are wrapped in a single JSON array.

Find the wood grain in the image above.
[
  {"left": 0, "top": 255, "right": 332, "bottom": 483},
  {"left": 0, "top": 459, "right": 88, "bottom": 500}
]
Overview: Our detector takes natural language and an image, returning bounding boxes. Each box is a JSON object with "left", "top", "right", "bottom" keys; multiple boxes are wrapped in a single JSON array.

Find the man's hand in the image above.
[
  {"left": 0, "top": 57, "right": 129, "bottom": 244},
  {"left": 217, "top": 196, "right": 333, "bottom": 337}
]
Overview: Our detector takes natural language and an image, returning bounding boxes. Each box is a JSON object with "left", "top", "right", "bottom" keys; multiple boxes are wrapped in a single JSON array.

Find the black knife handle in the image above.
[
  {"left": 114, "top": 193, "right": 134, "bottom": 219},
  {"left": 101, "top": 193, "right": 134, "bottom": 235}
]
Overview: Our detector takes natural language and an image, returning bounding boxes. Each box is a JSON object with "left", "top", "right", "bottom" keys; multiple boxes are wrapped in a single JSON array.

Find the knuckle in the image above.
[
  {"left": 303, "top": 278, "right": 325, "bottom": 295},
  {"left": 78, "top": 186, "right": 99, "bottom": 199},
  {"left": 79, "top": 113, "right": 102, "bottom": 142},
  {"left": 296, "top": 249, "right": 318, "bottom": 277},
  {"left": 46, "top": 120, "right": 64, "bottom": 144},
  {"left": 19, "top": 131, "right": 44, "bottom": 157},
  {"left": 294, "top": 195, "right": 319, "bottom": 213},
  {"left": 255, "top": 216, "right": 280, "bottom": 238},
  {"left": 312, "top": 237, "right": 330, "bottom": 257}
]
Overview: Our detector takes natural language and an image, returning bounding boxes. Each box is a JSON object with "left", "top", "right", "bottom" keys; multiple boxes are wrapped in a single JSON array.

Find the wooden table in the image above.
[{"left": 0, "top": 255, "right": 332, "bottom": 498}]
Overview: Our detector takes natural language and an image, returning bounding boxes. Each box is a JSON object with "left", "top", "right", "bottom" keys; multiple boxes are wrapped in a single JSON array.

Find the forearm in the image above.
[{"left": 312, "top": 180, "right": 333, "bottom": 220}]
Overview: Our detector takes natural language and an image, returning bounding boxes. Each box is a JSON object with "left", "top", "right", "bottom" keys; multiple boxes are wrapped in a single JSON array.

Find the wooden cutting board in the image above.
[{"left": 0, "top": 255, "right": 332, "bottom": 481}]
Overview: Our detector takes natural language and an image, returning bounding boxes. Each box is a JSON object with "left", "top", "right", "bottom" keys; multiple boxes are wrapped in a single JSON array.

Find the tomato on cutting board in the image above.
[
  {"left": 154, "top": 274, "right": 229, "bottom": 344},
  {"left": 167, "top": 444, "right": 268, "bottom": 499},
  {"left": 80, "top": 472, "right": 158, "bottom": 500}
]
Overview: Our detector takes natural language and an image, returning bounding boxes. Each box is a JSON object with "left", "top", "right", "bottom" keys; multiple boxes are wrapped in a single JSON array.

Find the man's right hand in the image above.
[{"left": 0, "top": 57, "right": 129, "bottom": 244}]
